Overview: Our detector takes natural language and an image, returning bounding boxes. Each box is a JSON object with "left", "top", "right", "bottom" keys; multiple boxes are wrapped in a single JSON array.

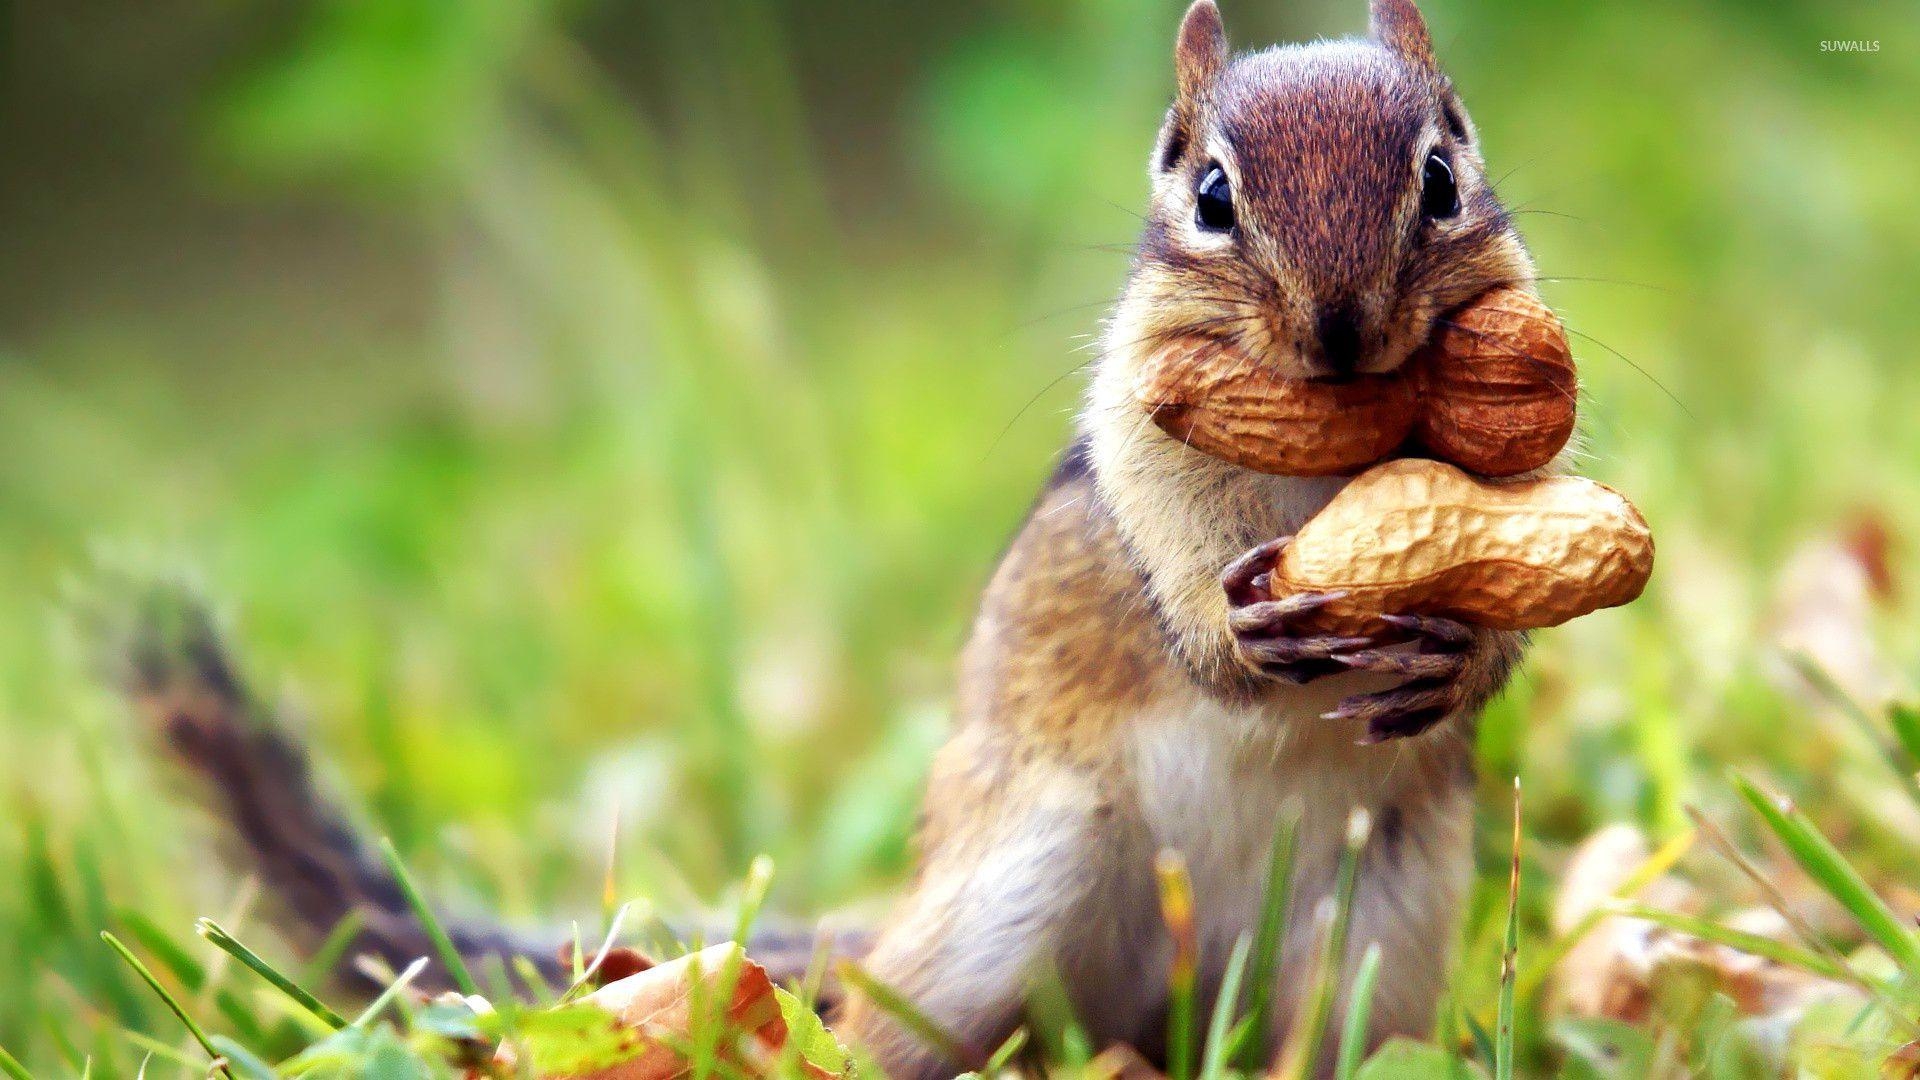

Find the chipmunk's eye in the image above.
[
  {"left": 1421, "top": 152, "right": 1459, "bottom": 219},
  {"left": 1195, "top": 164, "right": 1235, "bottom": 232}
]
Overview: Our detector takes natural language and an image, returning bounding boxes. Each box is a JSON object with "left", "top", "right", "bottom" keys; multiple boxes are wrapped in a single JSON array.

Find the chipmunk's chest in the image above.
[{"left": 1124, "top": 687, "right": 1409, "bottom": 970}]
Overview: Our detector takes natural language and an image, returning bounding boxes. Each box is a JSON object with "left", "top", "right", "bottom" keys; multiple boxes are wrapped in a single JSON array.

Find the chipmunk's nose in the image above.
[{"left": 1313, "top": 303, "right": 1365, "bottom": 379}]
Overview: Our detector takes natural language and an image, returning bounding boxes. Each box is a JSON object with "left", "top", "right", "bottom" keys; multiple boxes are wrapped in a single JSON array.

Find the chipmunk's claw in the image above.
[
  {"left": 1327, "top": 649, "right": 1463, "bottom": 680},
  {"left": 1230, "top": 597, "right": 1361, "bottom": 684},
  {"left": 1324, "top": 612, "right": 1478, "bottom": 742},
  {"left": 1221, "top": 536, "right": 1290, "bottom": 605},
  {"left": 1228, "top": 592, "right": 1354, "bottom": 635},
  {"left": 1225, "top": 537, "right": 1361, "bottom": 684},
  {"left": 1377, "top": 612, "right": 1474, "bottom": 648},
  {"left": 1325, "top": 682, "right": 1457, "bottom": 743}
]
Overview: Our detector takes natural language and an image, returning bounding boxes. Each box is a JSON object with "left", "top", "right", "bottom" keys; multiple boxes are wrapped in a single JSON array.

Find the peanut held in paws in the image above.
[
  {"left": 1133, "top": 339, "right": 1419, "bottom": 476},
  {"left": 1413, "top": 286, "right": 1577, "bottom": 476},
  {"left": 1271, "top": 458, "right": 1654, "bottom": 633}
]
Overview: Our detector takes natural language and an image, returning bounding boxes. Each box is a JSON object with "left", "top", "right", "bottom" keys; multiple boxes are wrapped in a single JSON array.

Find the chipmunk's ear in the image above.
[
  {"left": 1173, "top": 0, "right": 1228, "bottom": 104},
  {"left": 1156, "top": 0, "right": 1226, "bottom": 174},
  {"left": 1370, "top": 0, "right": 1435, "bottom": 68}
]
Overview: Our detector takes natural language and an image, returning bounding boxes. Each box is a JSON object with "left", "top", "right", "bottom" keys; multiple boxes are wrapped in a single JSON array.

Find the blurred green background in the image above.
[{"left": 2, "top": 0, "right": 1918, "bottom": 1073}]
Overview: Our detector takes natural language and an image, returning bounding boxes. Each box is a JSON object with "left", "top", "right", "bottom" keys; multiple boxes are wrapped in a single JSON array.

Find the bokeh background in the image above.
[{"left": 3, "top": 0, "right": 1918, "bottom": 1073}]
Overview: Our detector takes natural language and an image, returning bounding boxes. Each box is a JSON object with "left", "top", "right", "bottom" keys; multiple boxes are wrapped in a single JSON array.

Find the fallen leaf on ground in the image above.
[
  {"left": 534, "top": 942, "right": 845, "bottom": 1080},
  {"left": 1550, "top": 823, "right": 1860, "bottom": 1027},
  {"left": 1087, "top": 1043, "right": 1167, "bottom": 1080}
]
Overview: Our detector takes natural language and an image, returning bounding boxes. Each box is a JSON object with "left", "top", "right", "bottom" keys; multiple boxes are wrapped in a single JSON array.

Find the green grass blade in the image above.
[
  {"left": 1733, "top": 773, "right": 1920, "bottom": 973},
  {"left": 39, "top": 1016, "right": 86, "bottom": 1076},
  {"left": 197, "top": 919, "right": 349, "bottom": 1029},
  {"left": 1200, "top": 935, "right": 1252, "bottom": 1080},
  {"left": 1686, "top": 805, "right": 1920, "bottom": 1040},
  {"left": 730, "top": 854, "right": 774, "bottom": 947},
  {"left": 982, "top": 1028, "right": 1028, "bottom": 1075},
  {"left": 1496, "top": 779, "right": 1520, "bottom": 1080},
  {"left": 300, "top": 909, "right": 365, "bottom": 990},
  {"left": 115, "top": 912, "right": 206, "bottom": 992},
  {"left": 1462, "top": 1011, "right": 1496, "bottom": 1071},
  {"left": 1156, "top": 849, "right": 1198, "bottom": 1080},
  {"left": 0, "top": 1042, "right": 34, "bottom": 1080},
  {"left": 375, "top": 837, "right": 479, "bottom": 996},
  {"left": 836, "top": 962, "right": 973, "bottom": 1072},
  {"left": 1889, "top": 703, "right": 1920, "bottom": 772},
  {"left": 1788, "top": 655, "right": 1920, "bottom": 808},
  {"left": 1333, "top": 942, "right": 1381, "bottom": 1080},
  {"left": 554, "top": 902, "right": 635, "bottom": 1006},
  {"left": 513, "top": 956, "right": 558, "bottom": 1004},
  {"left": 116, "top": 1031, "right": 198, "bottom": 1072},
  {"left": 1235, "top": 812, "right": 1297, "bottom": 1071},
  {"left": 1021, "top": 969, "right": 1091, "bottom": 1070},
  {"left": 1276, "top": 903, "right": 1337, "bottom": 1080},
  {"left": 118, "top": 910, "right": 269, "bottom": 1044},
  {"left": 682, "top": 858, "right": 776, "bottom": 1080},
  {"left": 1276, "top": 808, "right": 1370, "bottom": 1080},
  {"left": 1607, "top": 904, "right": 1863, "bottom": 984},
  {"left": 351, "top": 957, "right": 429, "bottom": 1028},
  {"left": 207, "top": 1037, "right": 277, "bottom": 1080},
  {"left": 688, "top": 855, "right": 774, "bottom": 1077},
  {"left": 99, "top": 932, "right": 229, "bottom": 1078},
  {"left": 21, "top": 818, "right": 72, "bottom": 938},
  {"left": 25, "top": 827, "right": 144, "bottom": 1027}
]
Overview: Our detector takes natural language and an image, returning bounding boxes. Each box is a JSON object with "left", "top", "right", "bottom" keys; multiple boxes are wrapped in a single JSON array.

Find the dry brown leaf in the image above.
[
  {"left": 558, "top": 945, "right": 656, "bottom": 988},
  {"left": 1883, "top": 1039, "right": 1920, "bottom": 1079},
  {"left": 1552, "top": 824, "right": 1691, "bottom": 1021},
  {"left": 1087, "top": 1043, "right": 1168, "bottom": 1080},
  {"left": 550, "top": 943, "right": 839, "bottom": 1080},
  {"left": 1550, "top": 824, "right": 1859, "bottom": 1029}
]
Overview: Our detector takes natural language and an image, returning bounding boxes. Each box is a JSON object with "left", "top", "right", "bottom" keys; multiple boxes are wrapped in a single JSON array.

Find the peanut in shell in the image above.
[
  {"left": 1134, "top": 339, "right": 1418, "bottom": 476},
  {"left": 1271, "top": 458, "right": 1653, "bottom": 633},
  {"left": 1412, "top": 286, "right": 1577, "bottom": 476},
  {"left": 1134, "top": 286, "right": 1575, "bottom": 478}
]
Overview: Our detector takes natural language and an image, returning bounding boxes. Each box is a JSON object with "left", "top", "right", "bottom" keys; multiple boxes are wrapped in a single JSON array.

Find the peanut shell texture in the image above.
[
  {"left": 1413, "top": 286, "right": 1577, "bottom": 476},
  {"left": 1271, "top": 458, "right": 1653, "bottom": 633},
  {"left": 1134, "top": 339, "right": 1417, "bottom": 476}
]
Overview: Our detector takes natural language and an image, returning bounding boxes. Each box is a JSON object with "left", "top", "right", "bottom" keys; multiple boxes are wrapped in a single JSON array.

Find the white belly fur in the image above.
[{"left": 1126, "top": 679, "right": 1474, "bottom": 1052}]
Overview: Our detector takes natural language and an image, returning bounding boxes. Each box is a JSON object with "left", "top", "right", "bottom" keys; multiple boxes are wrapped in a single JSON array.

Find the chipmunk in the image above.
[
  {"left": 838, "top": 0, "right": 1537, "bottom": 1072},
  {"left": 120, "top": 0, "right": 1542, "bottom": 1075}
]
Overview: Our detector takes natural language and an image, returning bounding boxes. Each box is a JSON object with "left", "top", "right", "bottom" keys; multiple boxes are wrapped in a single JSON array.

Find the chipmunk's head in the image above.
[{"left": 1112, "top": 0, "right": 1532, "bottom": 383}]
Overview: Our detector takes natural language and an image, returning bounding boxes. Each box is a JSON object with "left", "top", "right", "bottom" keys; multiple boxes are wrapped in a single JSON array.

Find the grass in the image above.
[
  {"left": 377, "top": 837, "right": 482, "bottom": 999},
  {"left": 1272, "top": 811, "right": 1369, "bottom": 1080},
  {"left": 1496, "top": 782, "right": 1521, "bottom": 1080},
  {"left": 98, "top": 933, "right": 229, "bottom": 1079},
  {"left": 1156, "top": 850, "right": 1199, "bottom": 1080},
  {"left": 1332, "top": 943, "right": 1382, "bottom": 1080},
  {"left": 3, "top": 0, "right": 1920, "bottom": 1076},
  {"left": 195, "top": 921, "right": 349, "bottom": 1031},
  {"left": 1232, "top": 813, "right": 1297, "bottom": 1071}
]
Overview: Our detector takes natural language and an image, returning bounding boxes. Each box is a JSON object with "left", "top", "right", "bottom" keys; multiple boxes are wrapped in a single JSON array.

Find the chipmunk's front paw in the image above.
[
  {"left": 1222, "top": 538, "right": 1370, "bottom": 684},
  {"left": 1321, "top": 614, "right": 1475, "bottom": 743}
]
